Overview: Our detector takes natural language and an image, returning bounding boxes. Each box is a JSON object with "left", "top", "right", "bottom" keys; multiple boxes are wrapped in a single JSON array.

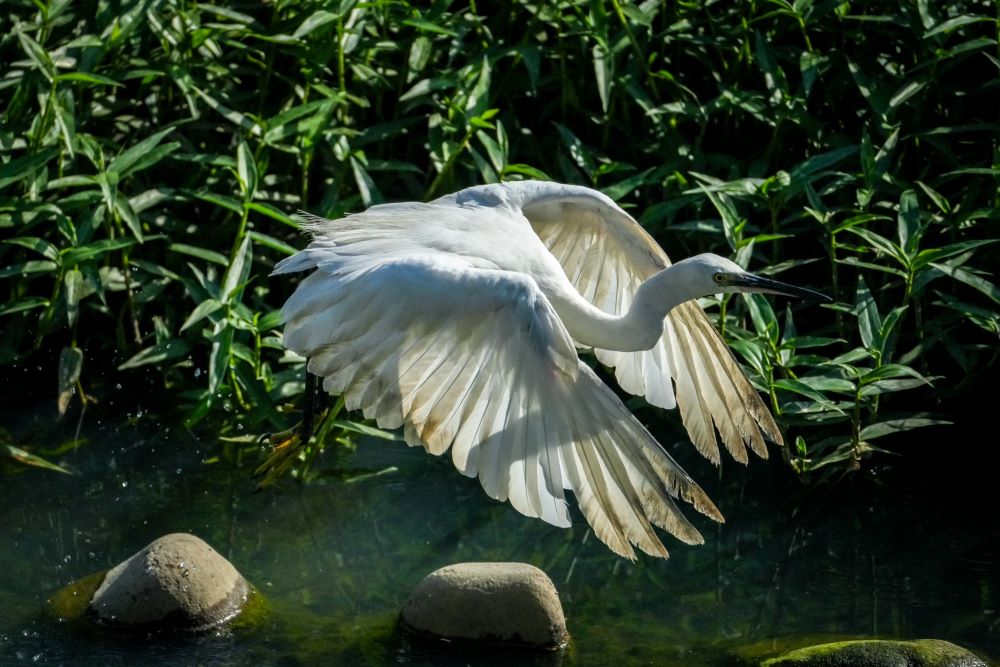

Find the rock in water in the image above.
[
  {"left": 758, "top": 638, "right": 988, "bottom": 667},
  {"left": 88, "top": 533, "right": 250, "bottom": 630},
  {"left": 401, "top": 562, "right": 567, "bottom": 648}
]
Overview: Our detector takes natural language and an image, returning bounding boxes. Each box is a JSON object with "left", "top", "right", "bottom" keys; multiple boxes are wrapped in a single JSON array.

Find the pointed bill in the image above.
[{"left": 731, "top": 274, "right": 832, "bottom": 302}]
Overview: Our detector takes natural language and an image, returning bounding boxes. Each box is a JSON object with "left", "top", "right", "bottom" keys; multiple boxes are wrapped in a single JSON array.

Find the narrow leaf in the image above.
[
  {"left": 860, "top": 417, "right": 951, "bottom": 440},
  {"left": 169, "top": 243, "right": 228, "bottom": 266},
  {"left": 0, "top": 261, "right": 59, "bottom": 279},
  {"left": 930, "top": 262, "right": 1000, "bottom": 304},
  {"left": 0, "top": 148, "right": 60, "bottom": 190},
  {"left": 856, "top": 276, "right": 881, "bottom": 351},
  {"left": 208, "top": 322, "right": 234, "bottom": 395},
  {"left": 118, "top": 339, "right": 192, "bottom": 370},
  {"left": 222, "top": 235, "right": 252, "bottom": 304},
  {"left": 236, "top": 141, "right": 258, "bottom": 200},
  {"left": 64, "top": 269, "right": 83, "bottom": 327},
  {"left": 3, "top": 444, "right": 74, "bottom": 475},
  {"left": 108, "top": 127, "right": 177, "bottom": 177},
  {"left": 0, "top": 297, "right": 50, "bottom": 316},
  {"left": 62, "top": 239, "right": 136, "bottom": 266},
  {"left": 180, "top": 298, "right": 224, "bottom": 332},
  {"left": 3, "top": 237, "right": 60, "bottom": 261},
  {"left": 57, "top": 346, "right": 84, "bottom": 416}
]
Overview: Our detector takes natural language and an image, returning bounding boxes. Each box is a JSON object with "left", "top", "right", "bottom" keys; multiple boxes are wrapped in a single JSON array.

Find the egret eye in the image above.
[{"left": 713, "top": 273, "right": 726, "bottom": 284}]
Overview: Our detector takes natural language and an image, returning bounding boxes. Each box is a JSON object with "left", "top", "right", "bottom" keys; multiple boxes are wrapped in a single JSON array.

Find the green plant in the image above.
[{"left": 2, "top": 0, "right": 997, "bottom": 479}]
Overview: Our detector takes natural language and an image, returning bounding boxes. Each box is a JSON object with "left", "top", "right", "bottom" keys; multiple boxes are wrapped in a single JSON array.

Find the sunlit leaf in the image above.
[
  {"left": 930, "top": 261, "right": 1000, "bottom": 305},
  {"left": 502, "top": 164, "right": 552, "bottom": 180},
  {"left": 860, "top": 417, "right": 951, "bottom": 440},
  {"left": 169, "top": 243, "right": 228, "bottom": 266},
  {"left": 859, "top": 377, "right": 934, "bottom": 398},
  {"left": 246, "top": 202, "right": 300, "bottom": 229},
  {"left": 62, "top": 239, "right": 136, "bottom": 266},
  {"left": 0, "top": 297, "right": 50, "bottom": 316},
  {"left": 913, "top": 240, "right": 997, "bottom": 271},
  {"left": 236, "top": 141, "right": 258, "bottom": 200},
  {"left": 115, "top": 192, "right": 143, "bottom": 242},
  {"left": 108, "top": 127, "right": 177, "bottom": 178},
  {"left": 742, "top": 293, "right": 779, "bottom": 344},
  {"left": 924, "top": 15, "right": 993, "bottom": 39},
  {"left": 701, "top": 188, "right": 741, "bottom": 252},
  {"left": 0, "top": 260, "right": 59, "bottom": 279},
  {"left": 3, "top": 444, "right": 74, "bottom": 475},
  {"left": 860, "top": 363, "right": 931, "bottom": 386},
  {"left": 193, "top": 87, "right": 262, "bottom": 135},
  {"left": 180, "top": 298, "right": 224, "bottom": 332},
  {"left": 793, "top": 375, "right": 856, "bottom": 394},
  {"left": 773, "top": 379, "right": 846, "bottom": 414},
  {"left": 55, "top": 72, "right": 123, "bottom": 88},
  {"left": 64, "top": 269, "right": 83, "bottom": 327},
  {"left": 3, "top": 236, "right": 60, "bottom": 261},
  {"left": 118, "top": 339, "right": 192, "bottom": 369},
  {"left": 888, "top": 80, "right": 926, "bottom": 110},
  {"left": 855, "top": 276, "right": 881, "bottom": 352},
  {"left": 0, "top": 148, "right": 60, "bottom": 190},
  {"left": 57, "top": 346, "right": 84, "bottom": 416},
  {"left": 248, "top": 231, "right": 297, "bottom": 256},
  {"left": 331, "top": 419, "right": 402, "bottom": 441},
  {"left": 292, "top": 10, "right": 339, "bottom": 39},
  {"left": 208, "top": 321, "right": 234, "bottom": 396},
  {"left": 896, "top": 189, "right": 919, "bottom": 255},
  {"left": 221, "top": 235, "right": 252, "bottom": 305},
  {"left": 15, "top": 24, "right": 55, "bottom": 81},
  {"left": 592, "top": 43, "right": 611, "bottom": 113},
  {"left": 403, "top": 17, "right": 457, "bottom": 36}
]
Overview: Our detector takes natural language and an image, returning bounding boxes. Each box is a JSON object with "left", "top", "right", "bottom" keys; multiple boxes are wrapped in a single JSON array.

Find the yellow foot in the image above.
[{"left": 254, "top": 426, "right": 307, "bottom": 489}]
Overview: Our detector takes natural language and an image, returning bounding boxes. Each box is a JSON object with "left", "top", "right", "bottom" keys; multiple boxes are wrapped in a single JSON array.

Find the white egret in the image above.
[{"left": 273, "top": 180, "right": 829, "bottom": 559}]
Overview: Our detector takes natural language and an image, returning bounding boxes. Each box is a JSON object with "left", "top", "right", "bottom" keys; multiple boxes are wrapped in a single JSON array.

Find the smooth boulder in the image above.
[
  {"left": 88, "top": 533, "right": 250, "bottom": 630},
  {"left": 760, "top": 638, "right": 987, "bottom": 667},
  {"left": 401, "top": 562, "right": 567, "bottom": 648}
]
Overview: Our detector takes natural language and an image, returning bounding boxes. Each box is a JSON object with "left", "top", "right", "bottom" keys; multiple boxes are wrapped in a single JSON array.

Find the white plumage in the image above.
[{"left": 273, "top": 180, "right": 827, "bottom": 559}]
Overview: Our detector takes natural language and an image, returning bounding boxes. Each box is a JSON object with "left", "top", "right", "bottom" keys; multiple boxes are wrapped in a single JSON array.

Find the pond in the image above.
[{"left": 1, "top": 396, "right": 996, "bottom": 666}]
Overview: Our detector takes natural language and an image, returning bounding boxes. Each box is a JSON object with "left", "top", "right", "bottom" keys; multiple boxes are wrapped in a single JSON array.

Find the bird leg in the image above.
[{"left": 255, "top": 368, "right": 328, "bottom": 488}]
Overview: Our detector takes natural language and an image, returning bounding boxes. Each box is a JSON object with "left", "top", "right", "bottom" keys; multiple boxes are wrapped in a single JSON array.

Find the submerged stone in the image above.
[
  {"left": 54, "top": 533, "right": 251, "bottom": 631},
  {"left": 756, "top": 638, "right": 987, "bottom": 667},
  {"left": 401, "top": 562, "right": 567, "bottom": 648}
]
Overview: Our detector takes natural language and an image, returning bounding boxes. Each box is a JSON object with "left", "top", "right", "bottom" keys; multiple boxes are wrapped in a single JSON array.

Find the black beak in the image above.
[{"left": 732, "top": 273, "right": 833, "bottom": 302}]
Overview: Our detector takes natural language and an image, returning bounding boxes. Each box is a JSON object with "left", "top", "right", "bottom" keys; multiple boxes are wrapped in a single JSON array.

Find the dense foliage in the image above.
[{"left": 2, "top": 0, "right": 998, "bottom": 478}]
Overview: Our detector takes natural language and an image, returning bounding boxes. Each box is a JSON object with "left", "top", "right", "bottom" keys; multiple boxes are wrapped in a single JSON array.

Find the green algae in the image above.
[
  {"left": 47, "top": 571, "right": 271, "bottom": 633},
  {"left": 47, "top": 570, "right": 107, "bottom": 623},
  {"left": 754, "top": 639, "right": 988, "bottom": 667}
]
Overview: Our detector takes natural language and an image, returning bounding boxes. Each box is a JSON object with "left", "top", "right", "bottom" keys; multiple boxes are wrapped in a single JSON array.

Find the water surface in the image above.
[{"left": 1, "top": 400, "right": 996, "bottom": 666}]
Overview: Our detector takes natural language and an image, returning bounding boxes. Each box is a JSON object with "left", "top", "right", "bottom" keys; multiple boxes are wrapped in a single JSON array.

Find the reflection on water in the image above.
[{"left": 1, "top": 402, "right": 996, "bottom": 666}]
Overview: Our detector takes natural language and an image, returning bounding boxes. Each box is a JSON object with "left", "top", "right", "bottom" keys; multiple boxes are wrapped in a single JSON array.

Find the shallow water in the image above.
[{"left": 1, "top": 402, "right": 996, "bottom": 666}]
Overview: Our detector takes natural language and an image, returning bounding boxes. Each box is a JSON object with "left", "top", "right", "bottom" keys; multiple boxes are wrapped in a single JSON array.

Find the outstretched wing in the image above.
[
  {"left": 275, "top": 246, "right": 721, "bottom": 559},
  {"left": 511, "top": 181, "right": 781, "bottom": 465}
]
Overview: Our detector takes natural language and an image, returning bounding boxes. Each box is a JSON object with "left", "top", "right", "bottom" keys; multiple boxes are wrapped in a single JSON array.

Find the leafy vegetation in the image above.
[{"left": 2, "top": 0, "right": 997, "bottom": 478}]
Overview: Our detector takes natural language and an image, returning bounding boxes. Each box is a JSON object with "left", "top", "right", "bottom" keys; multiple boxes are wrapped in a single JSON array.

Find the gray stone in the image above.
[
  {"left": 88, "top": 533, "right": 249, "bottom": 630},
  {"left": 401, "top": 562, "right": 567, "bottom": 648},
  {"left": 759, "top": 638, "right": 988, "bottom": 667}
]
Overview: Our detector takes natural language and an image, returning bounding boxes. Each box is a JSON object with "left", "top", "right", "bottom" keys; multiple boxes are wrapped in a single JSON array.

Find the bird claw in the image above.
[
  {"left": 254, "top": 404, "right": 330, "bottom": 489},
  {"left": 254, "top": 426, "right": 306, "bottom": 489}
]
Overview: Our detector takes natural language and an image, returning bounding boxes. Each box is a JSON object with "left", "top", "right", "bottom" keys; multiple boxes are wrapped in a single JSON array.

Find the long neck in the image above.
[{"left": 546, "top": 265, "right": 697, "bottom": 352}]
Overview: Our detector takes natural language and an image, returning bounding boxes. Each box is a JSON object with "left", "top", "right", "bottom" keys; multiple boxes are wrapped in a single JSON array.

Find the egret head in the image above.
[{"left": 679, "top": 253, "right": 832, "bottom": 302}]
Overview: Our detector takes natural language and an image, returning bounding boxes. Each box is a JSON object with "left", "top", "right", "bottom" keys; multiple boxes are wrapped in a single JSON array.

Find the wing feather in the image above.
[
  {"left": 516, "top": 182, "right": 783, "bottom": 462},
  {"left": 277, "top": 245, "right": 721, "bottom": 558}
]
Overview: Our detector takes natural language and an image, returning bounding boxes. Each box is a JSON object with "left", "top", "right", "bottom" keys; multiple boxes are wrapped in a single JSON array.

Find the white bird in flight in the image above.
[{"left": 273, "top": 180, "right": 828, "bottom": 559}]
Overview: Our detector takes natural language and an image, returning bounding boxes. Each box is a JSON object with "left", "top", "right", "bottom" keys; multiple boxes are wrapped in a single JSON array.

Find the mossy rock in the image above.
[
  {"left": 48, "top": 570, "right": 107, "bottom": 623},
  {"left": 48, "top": 534, "right": 269, "bottom": 632},
  {"left": 756, "top": 638, "right": 987, "bottom": 667},
  {"left": 401, "top": 562, "right": 568, "bottom": 649}
]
